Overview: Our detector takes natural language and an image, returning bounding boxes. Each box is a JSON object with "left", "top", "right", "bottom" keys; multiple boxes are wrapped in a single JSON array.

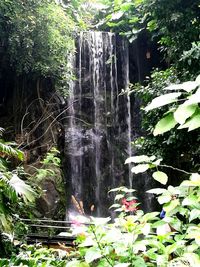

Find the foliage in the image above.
[
  {"left": 33, "top": 147, "right": 61, "bottom": 183},
  {"left": 0, "top": 0, "right": 75, "bottom": 94},
  {"left": 131, "top": 70, "right": 200, "bottom": 173},
  {"left": 0, "top": 129, "right": 35, "bottom": 233},
  {"left": 64, "top": 178, "right": 200, "bottom": 267},
  {"left": 58, "top": 0, "right": 105, "bottom": 29},
  {"left": 0, "top": 128, "right": 24, "bottom": 161},
  {"left": 2, "top": 177, "right": 200, "bottom": 266},
  {"left": 0, "top": 243, "right": 69, "bottom": 266},
  {"left": 180, "top": 42, "right": 200, "bottom": 73},
  {"left": 145, "top": 75, "right": 200, "bottom": 135},
  {"left": 96, "top": 0, "right": 200, "bottom": 68}
]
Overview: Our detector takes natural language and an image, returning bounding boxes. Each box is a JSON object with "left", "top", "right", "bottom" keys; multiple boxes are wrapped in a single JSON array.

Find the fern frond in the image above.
[
  {"left": 0, "top": 127, "right": 4, "bottom": 137},
  {"left": 0, "top": 139, "right": 24, "bottom": 161}
]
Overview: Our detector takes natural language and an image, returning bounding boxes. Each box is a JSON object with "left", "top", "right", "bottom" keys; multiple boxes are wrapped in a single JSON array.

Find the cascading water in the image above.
[{"left": 64, "top": 31, "right": 155, "bottom": 216}]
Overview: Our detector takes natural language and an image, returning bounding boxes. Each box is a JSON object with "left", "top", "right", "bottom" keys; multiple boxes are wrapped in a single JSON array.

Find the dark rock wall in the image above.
[{"left": 63, "top": 31, "right": 161, "bottom": 217}]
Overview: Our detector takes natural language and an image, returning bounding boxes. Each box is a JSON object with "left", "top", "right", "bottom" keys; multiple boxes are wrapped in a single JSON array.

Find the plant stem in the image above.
[
  {"left": 159, "top": 164, "right": 192, "bottom": 175},
  {"left": 91, "top": 225, "right": 114, "bottom": 267}
]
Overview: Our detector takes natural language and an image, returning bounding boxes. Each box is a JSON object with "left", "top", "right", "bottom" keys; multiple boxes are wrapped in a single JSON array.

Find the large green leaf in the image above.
[
  {"left": 147, "top": 188, "right": 167, "bottom": 194},
  {"left": 131, "top": 164, "right": 149, "bottom": 174},
  {"left": 182, "top": 195, "right": 200, "bottom": 209},
  {"left": 178, "top": 111, "right": 200, "bottom": 131},
  {"left": 9, "top": 174, "right": 35, "bottom": 203},
  {"left": 164, "top": 199, "right": 180, "bottom": 213},
  {"left": 189, "top": 209, "right": 200, "bottom": 222},
  {"left": 145, "top": 92, "right": 181, "bottom": 111},
  {"left": 85, "top": 247, "right": 102, "bottom": 263},
  {"left": 152, "top": 171, "right": 168, "bottom": 185},
  {"left": 153, "top": 113, "right": 177, "bottom": 136},
  {"left": 125, "top": 155, "right": 155, "bottom": 164},
  {"left": 158, "top": 194, "right": 171, "bottom": 204},
  {"left": 174, "top": 104, "right": 197, "bottom": 124},
  {"left": 183, "top": 87, "right": 200, "bottom": 105},
  {"left": 166, "top": 242, "right": 185, "bottom": 255},
  {"left": 165, "top": 81, "right": 198, "bottom": 92}
]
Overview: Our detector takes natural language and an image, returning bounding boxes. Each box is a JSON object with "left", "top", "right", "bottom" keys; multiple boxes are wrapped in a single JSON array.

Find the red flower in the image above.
[{"left": 121, "top": 198, "right": 138, "bottom": 212}]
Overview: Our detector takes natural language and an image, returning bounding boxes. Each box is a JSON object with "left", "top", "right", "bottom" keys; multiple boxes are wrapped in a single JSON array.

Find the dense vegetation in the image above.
[
  {"left": 0, "top": 0, "right": 200, "bottom": 266},
  {"left": 97, "top": 0, "right": 200, "bottom": 171}
]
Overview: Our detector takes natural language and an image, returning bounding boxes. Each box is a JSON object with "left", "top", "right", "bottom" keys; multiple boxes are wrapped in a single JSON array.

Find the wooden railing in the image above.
[{"left": 18, "top": 218, "right": 91, "bottom": 246}]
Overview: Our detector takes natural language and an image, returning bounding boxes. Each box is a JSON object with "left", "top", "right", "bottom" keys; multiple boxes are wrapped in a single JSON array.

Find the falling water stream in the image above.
[{"left": 64, "top": 31, "right": 153, "bottom": 216}]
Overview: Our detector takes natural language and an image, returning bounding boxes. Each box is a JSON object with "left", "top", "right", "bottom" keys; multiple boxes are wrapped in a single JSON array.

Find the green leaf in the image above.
[
  {"left": 120, "top": 2, "right": 133, "bottom": 11},
  {"left": 85, "top": 247, "right": 102, "bottom": 263},
  {"left": 187, "top": 113, "right": 200, "bottom": 131},
  {"left": 182, "top": 195, "right": 200, "bottom": 209},
  {"left": 126, "top": 196, "right": 137, "bottom": 201},
  {"left": 104, "top": 228, "right": 122, "bottom": 243},
  {"left": 152, "top": 171, "right": 168, "bottom": 185},
  {"left": 0, "top": 214, "right": 11, "bottom": 232},
  {"left": 132, "top": 257, "right": 146, "bottom": 267},
  {"left": 79, "top": 237, "right": 95, "bottom": 247},
  {"left": 178, "top": 111, "right": 200, "bottom": 131},
  {"left": 109, "top": 186, "right": 136, "bottom": 193},
  {"left": 9, "top": 174, "right": 35, "bottom": 203},
  {"left": 110, "top": 11, "right": 124, "bottom": 20},
  {"left": 121, "top": 188, "right": 136, "bottom": 193},
  {"left": 163, "top": 199, "right": 180, "bottom": 213},
  {"left": 195, "top": 74, "right": 200, "bottom": 85},
  {"left": 183, "top": 88, "right": 200, "bottom": 105},
  {"left": 142, "top": 212, "right": 159, "bottom": 222},
  {"left": 153, "top": 113, "right": 177, "bottom": 136},
  {"left": 189, "top": 209, "right": 200, "bottom": 222},
  {"left": 115, "top": 194, "right": 124, "bottom": 201},
  {"left": 125, "top": 155, "right": 155, "bottom": 164},
  {"left": 174, "top": 104, "right": 197, "bottom": 124},
  {"left": 114, "top": 264, "right": 130, "bottom": 267},
  {"left": 0, "top": 140, "right": 24, "bottom": 161},
  {"left": 158, "top": 194, "right": 171, "bottom": 204},
  {"left": 131, "top": 164, "right": 149, "bottom": 174},
  {"left": 66, "top": 261, "right": 89, "bottom": 267},
  {"left": 90, "top": 217, "right": 111, "bottom": 225},
  {"left": 109, "top": 203, "right": 121, "bottom": 209},
  {"left": 141, "top": 223, "right": 151, "bottom": 235},
  {"left": 181, "top": 173, "right": 200, "bottom": 186},
  {"left": 166, "top": 242, "right": 184, "bottom": 255},
  {"left": 165, "top": 81, "right": 198, "bottom": 92},
  {"left": 145, "top": 92, "right": 181, "bottom": 111},
  {"left": 147, "top": 188, "right": 167, "bottom": 194},
  {"left": 164, "top": 217, "right": 182, "bottom": 231},
  {"left": 132, "top": 241, "right": 146, "bottom": 253},
  {"left": 182, "top": 253, "right": 200, "bottom": 266},
  {"left": 191, "top": 173, "right": 200, "bottom": 181}
]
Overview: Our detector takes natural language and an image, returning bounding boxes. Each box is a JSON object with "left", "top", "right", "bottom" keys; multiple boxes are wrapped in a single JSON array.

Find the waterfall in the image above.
[{"left": 65, "top": 31, "right": 135, "bottom": 216}]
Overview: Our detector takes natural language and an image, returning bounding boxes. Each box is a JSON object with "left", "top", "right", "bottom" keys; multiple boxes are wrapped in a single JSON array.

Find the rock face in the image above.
[
  {"left": 64, "top": 32, "right": 162, "bottom": 216},
  {"left": 36, "top": 180, "right": 60, "bottom": 217}
]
